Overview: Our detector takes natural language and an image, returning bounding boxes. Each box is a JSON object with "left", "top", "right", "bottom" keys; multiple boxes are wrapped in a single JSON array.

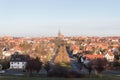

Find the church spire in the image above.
[{"left": 58, "top": 29, "right": 61, "bottom": 38}]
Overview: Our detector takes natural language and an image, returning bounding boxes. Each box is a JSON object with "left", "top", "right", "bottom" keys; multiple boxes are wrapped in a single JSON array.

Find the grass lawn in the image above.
[{"left": 0, "top": 75, "right": 120, "bottom": 80}]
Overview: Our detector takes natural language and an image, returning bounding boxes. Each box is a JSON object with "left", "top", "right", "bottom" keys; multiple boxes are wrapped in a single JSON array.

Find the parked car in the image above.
[{"left": 0, "top": 70, "right": 5, "bottom": 74}]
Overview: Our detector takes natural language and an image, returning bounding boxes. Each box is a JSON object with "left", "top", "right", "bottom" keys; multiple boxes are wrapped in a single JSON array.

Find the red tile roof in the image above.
[{"left": 85, "top": 54, "right": 104, "bottom": 59}]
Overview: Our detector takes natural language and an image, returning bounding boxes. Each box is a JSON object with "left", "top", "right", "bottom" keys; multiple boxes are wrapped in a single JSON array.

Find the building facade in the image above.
[{"left": 10, "top": 52, "right": 30, "bottom": 69}]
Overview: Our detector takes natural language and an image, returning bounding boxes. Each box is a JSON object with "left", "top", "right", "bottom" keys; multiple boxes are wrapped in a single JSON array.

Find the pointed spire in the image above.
[{"left": 58, "top": 29, "right": 61, "bottom": 37}]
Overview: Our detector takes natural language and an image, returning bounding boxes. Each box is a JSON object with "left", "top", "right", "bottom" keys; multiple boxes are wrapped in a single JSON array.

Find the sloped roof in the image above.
[
  {"left": 10, "top": 52, "right": 30, "bottom": 62},
  {"left": 85, "top": 54, "right": 104, "bottom": 59}
]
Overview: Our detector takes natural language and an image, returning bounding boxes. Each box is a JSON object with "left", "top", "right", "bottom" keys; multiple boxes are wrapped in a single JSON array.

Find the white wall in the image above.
[
  {"left": 10, "top": 62, "right": 26, "bottom": 69},
  {"left": 104, "top": 54, "right": 114, "bottom": 62}
]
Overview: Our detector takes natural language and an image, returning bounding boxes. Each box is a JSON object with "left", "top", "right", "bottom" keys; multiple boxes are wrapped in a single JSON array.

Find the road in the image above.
[{"left": 66, "top": 47, "right": 82, "bottom": 73}]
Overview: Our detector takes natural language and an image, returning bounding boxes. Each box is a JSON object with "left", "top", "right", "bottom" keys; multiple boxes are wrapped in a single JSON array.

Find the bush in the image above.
[
  {"left": 0, "top": 58, "right": 10, "bottom": 70},
  {"left": 47, "top": 65, "right": 68, "bottom": 77},
  {"left": 47, "top": 64, "right": 84, "bottom": 78}
]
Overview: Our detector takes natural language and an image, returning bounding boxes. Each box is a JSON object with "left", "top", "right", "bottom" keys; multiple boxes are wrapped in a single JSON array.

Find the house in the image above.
[
  {"left": 71, "top": 45, "right": 80, "bottom": 55},
  {"left": 2, "top": 47, "right": 11, "bottom": 59},
  {"left": 85, "top": 54, "right": 104, "bottom": 60},
  {"left": 10, "top": 52, "right": 30, "bottom": 70},
  {"left": 104, "top": 52, "right": 114, "bottom": 62},
  {"left": 2, "top": 47, "right": 22, "bottom": 59}
]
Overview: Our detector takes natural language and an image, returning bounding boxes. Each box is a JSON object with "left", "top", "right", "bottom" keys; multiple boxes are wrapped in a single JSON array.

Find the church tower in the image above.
[
  {"left": 58, "top": 29, "right": 61, "bottom": 38},
  {"left": 57, "top": 29, "right": 64, "bottom": 39}
]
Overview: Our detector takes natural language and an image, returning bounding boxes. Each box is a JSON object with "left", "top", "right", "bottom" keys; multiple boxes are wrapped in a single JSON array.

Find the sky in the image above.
[{"left": 0, "top": 0, "right": 120, "bottom": 37}]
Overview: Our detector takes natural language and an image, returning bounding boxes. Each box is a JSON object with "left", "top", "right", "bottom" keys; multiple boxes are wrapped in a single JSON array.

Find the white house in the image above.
[
  {"left": 2, "top": 47, "right": 11, "bottom": 59},
  {"left": 10, "top": 52, "right": 30, "bottom": 70},
  {"left": 104, "top": 52, "right": 114, "bottom": 62}
]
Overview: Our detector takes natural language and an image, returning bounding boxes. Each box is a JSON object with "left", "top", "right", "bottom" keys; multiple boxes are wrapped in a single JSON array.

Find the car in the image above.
[{"left": 0, "top": 70, "right": 5, "bottom": 74}]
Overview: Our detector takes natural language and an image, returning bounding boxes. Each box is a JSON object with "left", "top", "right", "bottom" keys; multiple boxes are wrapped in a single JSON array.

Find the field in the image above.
[{"left": 0, "top": 75, "right": 120, "bottom": 80}]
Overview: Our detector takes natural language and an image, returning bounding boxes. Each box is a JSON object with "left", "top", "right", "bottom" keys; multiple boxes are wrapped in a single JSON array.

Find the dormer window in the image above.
[{"left": 15, "top": 58, "right": 21, "bottom": 61}]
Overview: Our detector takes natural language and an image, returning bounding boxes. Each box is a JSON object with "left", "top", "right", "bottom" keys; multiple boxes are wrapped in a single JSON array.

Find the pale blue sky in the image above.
[{"left": 0, "top": 0, "right": 120, "bottom": 37}]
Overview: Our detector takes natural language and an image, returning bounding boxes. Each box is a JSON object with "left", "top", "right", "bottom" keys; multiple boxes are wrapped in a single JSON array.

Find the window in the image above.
[
  {"left": 22, "top": 66, "right": 25, "bottom": 68},
  {"left": 11, "top": 58, "right": 14, "bottom": 61},
  {"left": 15, "top": 58, "right": 21, "bottom": 61}
]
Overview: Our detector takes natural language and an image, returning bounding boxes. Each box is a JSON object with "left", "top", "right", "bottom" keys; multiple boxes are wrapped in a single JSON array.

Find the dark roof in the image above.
[
  {"left": 3, "top": 47, "right": 9, "bottom": 51},
  {"left": 10, "top": 52, "right": 30, "bottom": 62}
]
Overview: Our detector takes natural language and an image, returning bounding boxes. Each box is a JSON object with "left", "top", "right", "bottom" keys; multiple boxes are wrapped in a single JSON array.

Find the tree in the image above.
[
  {"left": 0, "top": 58, "right": 10, "bottom": 70},
  {"left": 25, "top": 57, "right": 43, "bottom": 76},
  {"left": 19, "top": 41, "right": 32, "bottom": 53},
  {"left": 84, "top": 58, "right": 107, "bottom": 76}
]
